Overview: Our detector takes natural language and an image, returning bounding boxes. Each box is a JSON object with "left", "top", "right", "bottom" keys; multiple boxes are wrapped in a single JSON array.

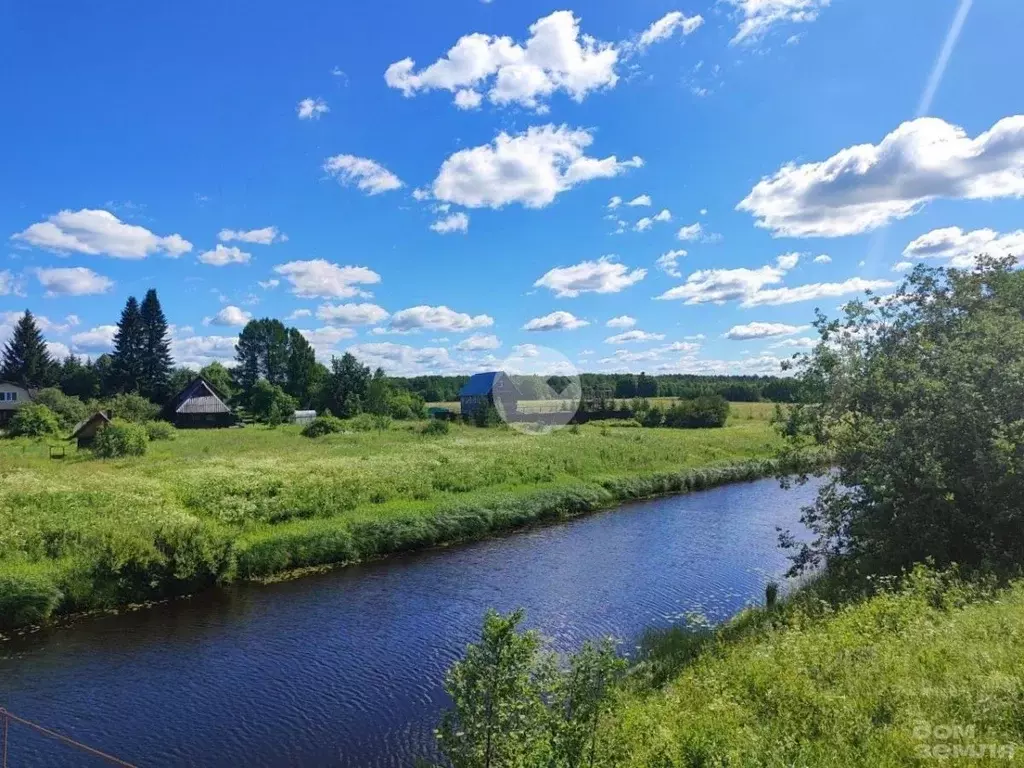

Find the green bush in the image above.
[
  {"left": 144, "top": 420, "right": 176, "bottom": 441},
  {"left": 472, "top": 403, "right": 502, "bottom": 428},
  {"left": 421, "top": 419, "right": 451, "bottom": 436},
  {"left": 302, "top": 413, "right": 345, "bottom": 437},
  {"left": 248, "top": 380, "right": 297, "bottom": 426},
  {"left": 663, "top": 395, "right": 730, "bottom": 429},
  {"left": 101, "top": 393, "right": 160, "bottom": 423},
  {"left": 91, "top": 419, "right": 148, "bottom": 458},
  {"left": 640, "top": 407, "right": 664, "bottom": 428},
  {"left": 7, "top": 403, "right": 61, "bottom": 437},
  {"left": 0, "top": 570, "right": 62, "bottom": 629},
  {"left": 32, "top": 388, "right": 88, "bottom": 431},
  {"left": 346, "top": 413, "right": 377, "bottom": 432}
]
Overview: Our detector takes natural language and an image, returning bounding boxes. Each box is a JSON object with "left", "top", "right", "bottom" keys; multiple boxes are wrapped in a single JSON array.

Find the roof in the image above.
[
  {"left": 69, "top": 411, "right": 110, "bottom": 439},
  {"left": 458, "top": 371, "right": 521, "bottom": 398},
  {"left": 459, "top": 372, "right": 500, "bottom": 397},
  {"left": 168, "top": 377, "right": 232, "bottom": 415}
]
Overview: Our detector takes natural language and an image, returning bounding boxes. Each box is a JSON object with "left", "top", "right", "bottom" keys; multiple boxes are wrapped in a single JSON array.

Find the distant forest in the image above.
[{"left": 392, "top": 372, "right": 803, "bottom": 404}]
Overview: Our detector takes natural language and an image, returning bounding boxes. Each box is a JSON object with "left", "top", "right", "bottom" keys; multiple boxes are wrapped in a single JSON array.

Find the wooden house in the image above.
[
  {"left": 458, "top": 371, "right": 520, "bottom": 419},
  {"left": 0, "top": 381, "right": 32, "bottom": 426},
  {"left": 163, "top": 376, "right": 235, "bottom": 428},
  {"left": 69, "top": 411, "right": 110, "bottom": 449}
]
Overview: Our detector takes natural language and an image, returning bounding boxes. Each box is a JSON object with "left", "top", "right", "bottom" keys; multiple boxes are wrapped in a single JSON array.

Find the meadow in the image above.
[{"left": 0, "top": 409, "right": 788, "bottom": 631}]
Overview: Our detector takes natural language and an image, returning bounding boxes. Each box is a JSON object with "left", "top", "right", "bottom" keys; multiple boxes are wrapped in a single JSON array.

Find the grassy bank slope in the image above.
[
  {"left": 608, "top": 571, "right": 1024, "bottom": 766},
  {"left": 0, "top": 418, "right": 783, "bottom": 631}
]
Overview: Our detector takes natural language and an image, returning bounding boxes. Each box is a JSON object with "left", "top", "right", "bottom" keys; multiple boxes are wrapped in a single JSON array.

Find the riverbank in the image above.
[
  {"left": 598, "top": 568, "right": 1024, "bottom": 765},
  {"left": 0, "top": 418, "right": 794, "bottom": 631}
]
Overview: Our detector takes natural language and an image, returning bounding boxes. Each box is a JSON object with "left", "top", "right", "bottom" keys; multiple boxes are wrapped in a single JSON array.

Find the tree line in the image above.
[
  {"left": 394, "top": 372, "right": 804, "bottom": 404},
  {"left": 0, "top": 295, "right": 424, "bottom": 425}
]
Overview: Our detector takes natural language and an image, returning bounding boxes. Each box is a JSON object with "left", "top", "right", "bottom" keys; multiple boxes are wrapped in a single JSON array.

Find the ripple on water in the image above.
[{"left": 0, "top": 476, "right": 822, "bottom": 767}]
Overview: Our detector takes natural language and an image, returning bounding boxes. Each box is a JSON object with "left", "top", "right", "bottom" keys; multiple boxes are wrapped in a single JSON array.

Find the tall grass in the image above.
[
  {"left": 602, "top": 567, "right": 1024, "bottom": 766},
  {"left": 0, "top": 419, "right": 790, "bottom": 630}
]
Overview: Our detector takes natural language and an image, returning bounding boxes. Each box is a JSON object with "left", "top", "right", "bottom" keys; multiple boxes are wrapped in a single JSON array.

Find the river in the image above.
[{"left": 0, "top": 476, "right": 821, "bottom": 767}]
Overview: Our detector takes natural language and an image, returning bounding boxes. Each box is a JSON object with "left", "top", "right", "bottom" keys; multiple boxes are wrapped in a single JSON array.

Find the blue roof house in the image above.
[{"left": 459, "top": 371, "right": 520, "bottom": 419}]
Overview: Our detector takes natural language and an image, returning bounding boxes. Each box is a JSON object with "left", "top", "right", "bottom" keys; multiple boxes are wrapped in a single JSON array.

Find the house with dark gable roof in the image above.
[
  {"left": 458, "top": 371, "right": 520, "bottom": 419},
  {"left": 163, "top": 376, "right": 235, "bottom": 428}
]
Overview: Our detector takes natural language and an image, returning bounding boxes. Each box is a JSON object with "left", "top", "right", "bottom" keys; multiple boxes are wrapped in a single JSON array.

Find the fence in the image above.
[{"left": 0, "top": 707, "right": 136, "bottom": 767}]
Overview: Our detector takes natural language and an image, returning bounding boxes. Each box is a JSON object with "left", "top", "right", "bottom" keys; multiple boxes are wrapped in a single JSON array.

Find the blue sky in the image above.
[{"left": 3, "top": 0, "right": 1023, "bottom": 376}]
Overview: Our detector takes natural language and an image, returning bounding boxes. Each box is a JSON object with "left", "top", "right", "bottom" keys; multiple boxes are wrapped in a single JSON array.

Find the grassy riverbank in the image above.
[
  {"left": 605, "top": 569, "right": 1024, "bottom": 765},
  {"left": 0, "top": 415, "right": 787, "bottom": 631}
]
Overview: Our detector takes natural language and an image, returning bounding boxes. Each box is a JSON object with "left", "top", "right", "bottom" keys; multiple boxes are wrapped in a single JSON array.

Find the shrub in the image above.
[
  {"left": 32, "top": 388, "right": 88, "bottom": 431},
  {"left": 302, "top": 413, "right": 345, "bottom": 438},
  {"left": 346, "top": 413, "right": 377, "bottom": 432},
  {"left": 663, "top": 395, "right": 730, "bottom": 429},
  {"left": 144, "top": 420, "right": 176, "bottom": 441},
  {"left": 472, "top": 403, "right": 502, "bottom": 428},
  {"left": 0, "top": 570, "right": 62, "bottom": 629},
  {"left": 422, "top": 419, "right": 450, "bottom": 436},
  {"left": 640, "top": 407, "right": 664, "bottom": 428},
  {"left": 91, "top": 419, "right": 148, "bottom": 458},
  {"left": 248, "top": 380, "right": 297, "bottom": 426},
  {"left": 101, "top": 393, "right": 160, "bottom": 423},
  {"left": 8, "top": 404, "right": 61, "bottom": 438}
]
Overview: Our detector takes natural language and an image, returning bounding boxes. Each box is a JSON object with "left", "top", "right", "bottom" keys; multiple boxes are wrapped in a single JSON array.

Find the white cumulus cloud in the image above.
[
  {"left": 534, "top": 256, "right": 646, "bottom": 298},
  {"left": 385, "top": 11, "right": 620, "bottom": 112},
  {"left": 36, "top": 267, "right": 113, "bottom": 296},
  {"left": 903, "top": 226, "right": 1024, "bottom": 268},
  {"left": 430, "top": 211, "right": 470, "bottom": 234},
  {"left": 315, "top": 302, "right": 390, "bottom": 326},
  {"left": 813, "top": 254, "right": 832, "bottom": 264},
  {"left": 656, "top": 249, "right": 686, "bottom": 278},
  {"left": 744, "top": 277, "right": 896, "bottom": 307},
  {"left": 389, "top": 305, "right": 493, "bottom": 333},
  {"left": 324, "top": 154, "right": 404, "bottom": 195},
  {"left": 297, "top": 98, "right": 329, "bottom": 120},
  {"left": 274, "top": 260, "right": 381, "bottom": 299},
  {"left": 432, "top": 125, "right": 641, "bottom": 209},
  {"left": 198, "top": 244, "right": 251, "bottom": 266},
  {"left": 204, "top": 305, "right": 252, "bottom": 327},
  {"left": 725, "top": 321, "right": 808, "bottom": 340},
  {"left": 727, "top": 0, "right": 830, "bottom": 45},
  {"left": 348, "top": 342, "right": 454, "bottom": 376},
  {"left": 71, "top": 324, "right": 118, "bottom": 351},
  {"left": 523, "top": 311, "right": 589, "bottom": 332},
  {"left": 606, "top": 315, "right": 636, "bottom": 328},
  {"left": 604, "top": 329, "right": 665, "bottom": 344},
  {"left": 638, "top": 11, "right": 704, "bottom": 48},
  {"left": 218, "top": 226, "right": 286, "bottom": 245},
  {"left": 12, "top": 209, "right": 191, "bottom": 259},
  {"left": 456, "top": 333, "right": 502, "bottom": 351},
  {"left": 738, "top": 115, "right": 1024, "bottom": 238},
  {"left": 627, "top": 194, "right": 652, "bottom": 207}
]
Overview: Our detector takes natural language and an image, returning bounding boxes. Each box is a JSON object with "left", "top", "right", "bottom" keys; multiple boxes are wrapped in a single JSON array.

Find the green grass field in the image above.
[{"left": 0, "top": 415, "right": 786, "bottom": 630}]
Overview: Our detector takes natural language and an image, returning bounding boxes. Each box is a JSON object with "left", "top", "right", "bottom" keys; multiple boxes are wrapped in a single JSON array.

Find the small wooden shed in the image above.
[
  {"left": 69, "top": 411, "right": 110, "bottom": 449},
  {"left": 163, "top": 376, "right": 235, "bottom": 428}
]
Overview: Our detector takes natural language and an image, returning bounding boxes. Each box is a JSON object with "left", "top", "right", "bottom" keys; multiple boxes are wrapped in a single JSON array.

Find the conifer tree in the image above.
[
  {"left": 139, "top": 289, "right": 173, "bottom": 401},
  {"left": 110, "top": 296, "right": 145, "bottom": 393},
  {"left": 0, "top": 310, "right": 54, "bottom": 387}
]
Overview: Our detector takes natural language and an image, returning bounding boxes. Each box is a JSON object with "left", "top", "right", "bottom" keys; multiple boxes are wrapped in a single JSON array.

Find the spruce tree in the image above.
[
  {"left": 1, "top": 310, "right": 54, "bottom": 387},
  {"left": 139, "top": 289, "right": 173, "bottom": 402},
  {"left": 110, "top": 296, "right": 145, "bottom": 393}
]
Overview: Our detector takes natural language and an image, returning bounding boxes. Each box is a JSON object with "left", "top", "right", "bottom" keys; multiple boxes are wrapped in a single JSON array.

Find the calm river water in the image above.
[{"left": 0, "top": 476, "right": 821, "bottom": 767}]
